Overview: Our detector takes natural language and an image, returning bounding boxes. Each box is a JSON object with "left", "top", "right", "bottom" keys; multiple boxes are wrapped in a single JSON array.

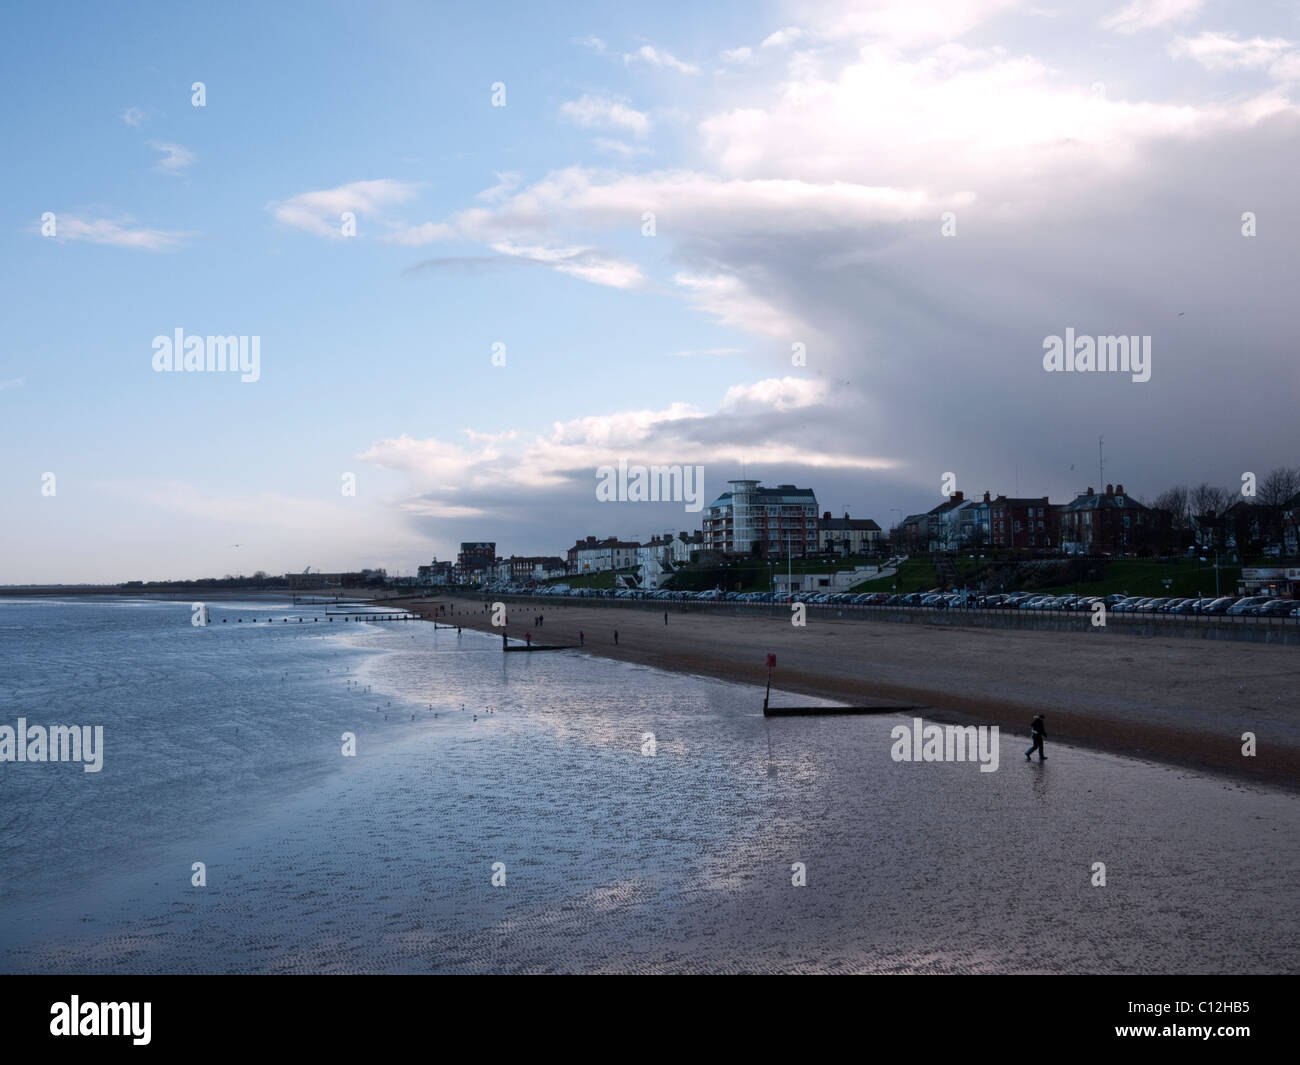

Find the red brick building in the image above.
[
  {"left": 990, "top": 495, "right": 1054, "bottom": 549},
  {"left": 1055, "top": 484, "right": 1161, "bottom": 555}
]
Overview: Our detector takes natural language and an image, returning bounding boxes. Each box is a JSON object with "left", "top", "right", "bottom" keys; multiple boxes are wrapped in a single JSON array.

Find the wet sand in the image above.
[{"left": 389, "top": 597, "right": 1300, "bottom": 789}]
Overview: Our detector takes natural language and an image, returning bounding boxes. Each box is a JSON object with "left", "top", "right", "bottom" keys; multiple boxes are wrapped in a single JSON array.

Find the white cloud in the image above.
[
  {"left": 574, "top": 35, "right": 607, "bottom": 54},
  {"left": 721, "top": 377, "right": 828, "bottom": 411},
  {"left": 122, "top": 106, "right": 145, "bottom": 127},
  {"left": 420, "top": 168, "right": 959, "bottom": 241},
  {"left": 490, "top": 240, "right": 645, "bottom": 289},
  {"left": 559, "top": 94, "right": 651, "bottom": 137},
  {"left": 41, "top": 215, "right": 188, "bottom": 250},
  {"left": 696, "top": 43, "right": 1295, "bottom": 192},
  {"left": 1101, "top": 0, "right": 1202, "bottom": 35},
  {"left": 270, "top": 179, "right": 422, "bottom": 238},
  {"left": 397, "top": 500, "right": 488, "bottom": 518},
  {"left": 674, "top": 273, "right": 804, "bottom": 339},
  {"left": 358, "top": 381, "right": 894, "bottom": 506},
  {"left": 0, "top": 377, "right": 27, "bottom": 390},
  {"left": 719, "top": 46, "right": 755, "bottom": 64},
  {"left": 476, "top": 171, "right": 523, "bottom": 202},
  {"left": 1170, "top": 31, "right": 1294, "bottom": 73},
  {"left": 792, "top": 0, "right": 1023, "bottom": 48},
  {"left": 148, "top": 140, "right": 195, "bottom": 174},
  {"left": 623, "top": 44, "right": 700, "bottom": 74},
  {"left": 673, "top": 347, "right": 744, "bottom": 357},
  {"left": 761, "top": 27, "right": 804, "bottom": 48}
]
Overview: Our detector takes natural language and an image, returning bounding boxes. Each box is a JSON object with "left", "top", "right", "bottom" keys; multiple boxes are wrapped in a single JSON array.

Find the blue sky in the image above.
[{"left": 3, "top": 0, "right": 1298, "bottom": 581}]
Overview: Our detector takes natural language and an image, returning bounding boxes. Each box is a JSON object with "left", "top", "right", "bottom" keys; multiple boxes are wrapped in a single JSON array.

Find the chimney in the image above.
[
  {"left": 1115, "top": 484, "right": 1125, "bottom": 496},
  {"left": 1086, "top": 487, "right": 1094, "bottom": 497},
  {"left": 823, "top": 511, "right": 831, "bottom": 521},
  {"left": 951, "top": 491, "right": 964, "bottom": 504},
  {"left": 1106, "top": 483, "right": 1114, "bottom": 496},
  {"left": 983, "top": 491, "right": 990, "bottom": 503},
  {"left": 843, "top": 512, "right": 850, "bottom": 521}
]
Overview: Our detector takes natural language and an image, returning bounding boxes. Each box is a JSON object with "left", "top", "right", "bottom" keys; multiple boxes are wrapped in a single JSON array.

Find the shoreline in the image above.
[{"left": 383, "top": 595, "right": 1300, "bottom": 791}]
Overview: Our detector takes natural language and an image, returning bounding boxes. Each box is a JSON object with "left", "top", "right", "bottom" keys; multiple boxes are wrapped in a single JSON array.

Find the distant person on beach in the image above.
[
  {"left": 1024, "top": 714, "right": 1046, "bottom": 762},
  {"left": 614, "top": 629, "right": 619, "bottom": 645},
  {"left": 525, "top": 631, "right": 532, "bottom": 647},
  {"left": 579, "top": 630, "right": 584, "bottom": 646},
  {"left": 502, "top": 632, "right": 507, "bottom": 650}
]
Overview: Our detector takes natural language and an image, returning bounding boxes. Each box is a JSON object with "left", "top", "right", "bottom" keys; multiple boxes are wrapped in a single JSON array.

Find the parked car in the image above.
[
  {"left": 1227, "top": 596, "right": 1272, "bottom": 616},
  {"left": 1253, "top": 599, "right": 1296, "bottom": 617}
]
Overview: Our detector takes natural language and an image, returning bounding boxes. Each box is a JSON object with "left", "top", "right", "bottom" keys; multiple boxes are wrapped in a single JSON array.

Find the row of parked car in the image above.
[
  {"left": 489, "top": 583, "right": 1300, "bottom": 617},
  {"left": 841, "top": 590, "right": 1299, "bottom": 616}
]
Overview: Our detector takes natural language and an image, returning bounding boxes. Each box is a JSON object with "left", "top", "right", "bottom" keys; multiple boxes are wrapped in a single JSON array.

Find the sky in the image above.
[{"left": 2, "top": 0, "right": 1298, "bottom": 583}]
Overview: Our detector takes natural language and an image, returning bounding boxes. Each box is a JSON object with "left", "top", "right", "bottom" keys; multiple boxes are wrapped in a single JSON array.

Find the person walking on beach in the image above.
[
  {"left": 1024, "top": 714, "right": 1046, "bottom": 762},
  {"left": 502, "top": 631, "right": 508, "bottom": 650},
  {"left": 664, "top": 611, "right": 668, "bottom": 625},
  {"left": 525, "top": 631, "right": 532, "bottom": 647},
  {"left": 614, "top": 629, "right": 619, "bottom": 645},
  {"left": 579, "top": 630, "right": 584, "bottom": 646}
]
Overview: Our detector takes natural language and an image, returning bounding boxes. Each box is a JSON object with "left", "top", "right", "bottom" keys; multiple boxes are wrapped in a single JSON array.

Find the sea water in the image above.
[{"left": 1, "top": 597, "right": 1296, "bottom": 973}]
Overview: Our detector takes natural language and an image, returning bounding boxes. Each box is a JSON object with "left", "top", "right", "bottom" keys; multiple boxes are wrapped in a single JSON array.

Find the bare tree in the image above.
[
  {"left": 1190, "top": 483, "right": 1231, "bottom": 518},
  {"left": 1258, "top": 466, "right": 1300, "bottom": 507},
  {"left": 1189, "top": 483, "right": 1231, "bottom": 550},
  {"left": 1154, "top": 485, "right": 1189, "bottom": 530}
]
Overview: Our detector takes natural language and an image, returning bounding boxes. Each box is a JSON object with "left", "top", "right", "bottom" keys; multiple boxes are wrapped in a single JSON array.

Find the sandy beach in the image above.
[{"left": 387, "top": 596, "right": 1300, "bottom": 789}]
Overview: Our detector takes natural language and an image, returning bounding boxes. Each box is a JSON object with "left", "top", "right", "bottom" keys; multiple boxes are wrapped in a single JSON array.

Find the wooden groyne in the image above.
[{"left": 763, "top": 702, "right": 921, "bottom": 718}]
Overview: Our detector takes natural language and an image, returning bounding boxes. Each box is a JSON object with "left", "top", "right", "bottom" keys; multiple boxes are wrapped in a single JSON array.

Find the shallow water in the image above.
[{"left": 1, "top": 598, "right": 1296, "bottom": 973}]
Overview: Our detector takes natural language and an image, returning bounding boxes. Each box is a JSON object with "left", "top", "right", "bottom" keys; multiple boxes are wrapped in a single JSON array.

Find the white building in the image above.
[
  {"left": 571, "top": 536, "right": 640, "bottom": 573},
  {"left": 704, "top": 480, "right": 819, "bottom": 558}
]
